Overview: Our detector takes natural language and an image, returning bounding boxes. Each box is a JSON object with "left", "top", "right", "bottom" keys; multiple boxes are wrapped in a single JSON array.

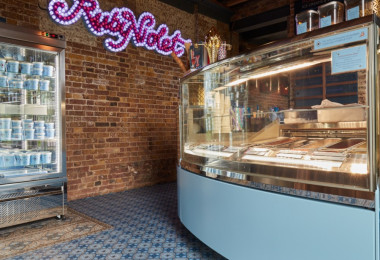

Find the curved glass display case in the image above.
[{"left": 180, "top": 15, "right": 380, "bottom": 206}]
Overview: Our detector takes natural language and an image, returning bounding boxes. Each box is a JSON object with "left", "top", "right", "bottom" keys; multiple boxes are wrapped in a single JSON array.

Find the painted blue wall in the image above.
[{"left": 178, "top": 167, "right": 376, "bottom": 260}]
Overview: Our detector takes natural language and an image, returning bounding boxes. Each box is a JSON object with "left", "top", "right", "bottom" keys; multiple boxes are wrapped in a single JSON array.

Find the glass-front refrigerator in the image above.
[{"left": 0, "top": 23, "right": 66, "bottom": 228}]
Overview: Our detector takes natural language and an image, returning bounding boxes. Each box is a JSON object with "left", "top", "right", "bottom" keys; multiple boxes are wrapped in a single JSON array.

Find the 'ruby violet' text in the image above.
[{"left": 48, "top": 0, "right": 191, "bottom": 56}]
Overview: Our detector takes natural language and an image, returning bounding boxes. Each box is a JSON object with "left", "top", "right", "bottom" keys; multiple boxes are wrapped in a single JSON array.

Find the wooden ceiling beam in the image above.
[
  {"left": 222, "top": 0, "right": 249, "bottom": 7},
  {"left": 207, "top": 0, "right": 233, "bottom": 9},
  {"left": 157, "top": 0, "right": 232, "bottom": 23}
]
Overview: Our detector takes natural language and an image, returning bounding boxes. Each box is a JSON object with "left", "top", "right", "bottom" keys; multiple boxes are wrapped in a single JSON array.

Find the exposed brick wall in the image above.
[
  {"left": 64, "top": 40, "right": 183, "bottom": 200},
  {"left": 0, "top": 0, "right": 234, "bottom": 200},
  {"left": 0, "top": 1, "right": 40, "bottom": 29}
]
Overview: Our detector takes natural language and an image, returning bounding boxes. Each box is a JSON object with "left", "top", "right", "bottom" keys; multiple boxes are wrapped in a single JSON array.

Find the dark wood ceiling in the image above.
[
  {"left": 215, "top": 0, "right": 290, "bottom": 46},
  {"left": 215, "top": 0, "right": 249, "bottom": 8},
  {"left": 158, "top": 0, "right": 289, "bottom": 48}
]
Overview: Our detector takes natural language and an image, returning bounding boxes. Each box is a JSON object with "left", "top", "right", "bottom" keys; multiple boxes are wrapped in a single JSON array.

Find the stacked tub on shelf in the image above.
[{"left": 0, "top": 57, "right": 56, "bottom": 172}]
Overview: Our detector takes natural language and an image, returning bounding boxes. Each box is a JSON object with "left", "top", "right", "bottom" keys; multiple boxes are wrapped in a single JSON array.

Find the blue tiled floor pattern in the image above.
[{"left": 7, "top": 182, "right": 226, "bottom": 260}]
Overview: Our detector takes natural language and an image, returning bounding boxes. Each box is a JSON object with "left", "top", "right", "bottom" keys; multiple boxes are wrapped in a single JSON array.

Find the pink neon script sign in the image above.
[{"left": 48, "top": 0, "right": 191, "bottom": 56}]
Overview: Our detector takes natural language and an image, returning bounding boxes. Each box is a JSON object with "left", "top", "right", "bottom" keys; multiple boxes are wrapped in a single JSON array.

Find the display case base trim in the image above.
[
  {"left": 205, "top": 169, "right": 375, "bottom": 208},
  {"left": 181, "top": 161, "right": 375, "bottom": 208}
]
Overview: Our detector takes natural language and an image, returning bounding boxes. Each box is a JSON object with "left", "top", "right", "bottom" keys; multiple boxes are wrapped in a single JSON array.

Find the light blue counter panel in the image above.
[{"left": 177, "top": 167, "right": 376, "bottom": 260}]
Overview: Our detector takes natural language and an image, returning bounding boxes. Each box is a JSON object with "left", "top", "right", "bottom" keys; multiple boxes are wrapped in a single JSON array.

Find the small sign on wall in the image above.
[
  {"left": 314, "top": 28, "right": 368, "bottom": 50},
  {"left": 331, "top": 45, "right": 367, "bottom": 74},
  {"left": 48, "top": 0, "right": 191, "bottom": 56}
]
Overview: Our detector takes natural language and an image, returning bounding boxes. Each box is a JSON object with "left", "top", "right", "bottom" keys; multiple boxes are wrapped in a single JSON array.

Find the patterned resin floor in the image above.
[{"left": 6, "top": 182, "right": 226, "bottom": 260}]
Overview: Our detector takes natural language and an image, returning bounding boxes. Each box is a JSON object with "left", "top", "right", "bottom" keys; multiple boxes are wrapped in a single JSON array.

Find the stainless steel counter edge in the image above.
[{"left": 179, "top": 162, "right": 375, "bottom": 209}]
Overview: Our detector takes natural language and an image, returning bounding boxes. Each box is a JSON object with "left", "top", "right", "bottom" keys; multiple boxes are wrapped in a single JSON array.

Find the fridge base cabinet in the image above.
[
  {"left": 177, "top": 167, "right": 376, "bottom": 260},
  {"left": 0, "top": 180, "right": 65, "bottom": 229}
]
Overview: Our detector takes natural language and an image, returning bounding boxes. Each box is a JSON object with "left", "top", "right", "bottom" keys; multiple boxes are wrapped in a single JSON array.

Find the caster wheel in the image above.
[{"left": 56, "top": 215, "right": 66, "bottom": 221}]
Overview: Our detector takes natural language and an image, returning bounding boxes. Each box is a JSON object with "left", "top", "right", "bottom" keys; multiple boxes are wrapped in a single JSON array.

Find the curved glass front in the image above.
[{"left": 180, "top": 19, "right": 379, "bottom": 193}]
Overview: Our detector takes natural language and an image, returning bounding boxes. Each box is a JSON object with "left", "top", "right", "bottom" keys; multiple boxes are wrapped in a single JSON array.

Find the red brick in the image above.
[{"left": 0, "top": 0, "right": 235, "bottom": 201}]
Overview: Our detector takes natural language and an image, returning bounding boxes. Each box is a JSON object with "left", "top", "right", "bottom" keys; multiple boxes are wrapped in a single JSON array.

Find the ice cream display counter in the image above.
[{"left": 178, "top": 15, "right": 380, "bottom": 260}]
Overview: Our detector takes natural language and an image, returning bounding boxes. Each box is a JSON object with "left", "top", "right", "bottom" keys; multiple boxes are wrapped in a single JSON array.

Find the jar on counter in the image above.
[
  {"left": 318, "top": 1, "right": 345, "bottom": 28},
  {"left": 345, "top": 0, "right": 374, "bottom": 20},
  {"left": 295, "top": 10, "right": 319, "bottom": 34}
]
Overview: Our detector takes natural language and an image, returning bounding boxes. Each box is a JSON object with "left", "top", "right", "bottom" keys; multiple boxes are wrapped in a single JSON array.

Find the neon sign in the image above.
[{"left": 48, "top": 0, "right": 191, "bottom": 56}]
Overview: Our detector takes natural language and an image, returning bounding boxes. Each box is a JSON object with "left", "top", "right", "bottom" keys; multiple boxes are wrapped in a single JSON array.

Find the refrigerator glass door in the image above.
[{"left": 0, "top": 42, "right": 63, "bottom": 183}]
